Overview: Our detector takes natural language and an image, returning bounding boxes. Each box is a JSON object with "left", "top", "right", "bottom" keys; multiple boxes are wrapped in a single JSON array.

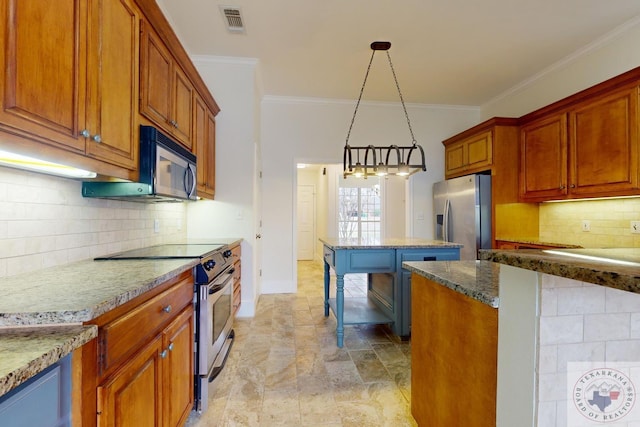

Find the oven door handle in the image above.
[
  {"left": 208, "top": 284, "right": 224, "bottom": 295},
  {"left": 208, "top": 268, "right": 235, "bottom": 294}
]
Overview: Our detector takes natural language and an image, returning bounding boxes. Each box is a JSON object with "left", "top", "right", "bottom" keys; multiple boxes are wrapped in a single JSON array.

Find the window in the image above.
[{"left": 338, "top": 177, "right": 381, "bottom": 243}]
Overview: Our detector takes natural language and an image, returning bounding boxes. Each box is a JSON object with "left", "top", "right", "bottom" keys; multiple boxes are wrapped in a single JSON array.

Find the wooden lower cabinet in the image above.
[
  {"left": 83, "top": 271, "right": 194, "bottom": 427},
  {"left": 231, "top": 243, "right": 241, "bottom": 315},
  {"left": 163, "top": 308, "right": 195, "bottom": 427},
  {"left": 411, "top": 274, "right": 498, "bottom": 427},
  {"left": 98, "top": 334, "right": 163, "bottom": 427}
]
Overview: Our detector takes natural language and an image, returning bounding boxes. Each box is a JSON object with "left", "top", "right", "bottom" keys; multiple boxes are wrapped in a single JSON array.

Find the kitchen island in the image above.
[
  {"left": 405, "top": 248, "right": 640, "bottom": 427},
  {"left": 319, "top": 237, "right": 461, "bottom": 347}
]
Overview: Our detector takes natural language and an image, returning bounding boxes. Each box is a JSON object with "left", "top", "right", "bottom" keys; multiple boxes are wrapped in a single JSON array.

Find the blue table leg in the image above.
[
  {"left": 323, "top": 260, "right": 330, "bottom": 317},
  {"left": 336, "top": 273, "right": 344, "bottom": 348}
]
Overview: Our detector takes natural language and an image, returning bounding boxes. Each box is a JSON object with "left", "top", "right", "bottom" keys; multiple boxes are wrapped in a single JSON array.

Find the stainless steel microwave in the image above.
[{"left": 82, "top": 126, "right": 197, "bottom": 202}]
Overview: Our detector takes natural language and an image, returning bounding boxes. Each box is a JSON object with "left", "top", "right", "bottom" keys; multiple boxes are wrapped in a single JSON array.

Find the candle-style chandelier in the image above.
[{"left": 343, "top": 41, "right": 426, "bottom": 179}]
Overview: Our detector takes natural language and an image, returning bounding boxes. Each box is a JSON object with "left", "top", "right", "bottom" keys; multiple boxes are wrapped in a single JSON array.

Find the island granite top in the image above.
[
  {"left": 403, "top": 260, "right": 500, "bottom": 308},
  {"left": 320, "top": 237, "right": 463, "bottom": 250},
  {"left": 481, "top": 248, "right": 640, "bottom": 294}
]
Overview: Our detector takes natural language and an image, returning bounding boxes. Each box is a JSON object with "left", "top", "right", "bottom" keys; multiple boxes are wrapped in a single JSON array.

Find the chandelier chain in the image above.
[
  {"left": 386, "top": 51, "right": 417, "bottom": 145},
  {"left": 345, "top": 49, "right": 376, "bottom": 145}
]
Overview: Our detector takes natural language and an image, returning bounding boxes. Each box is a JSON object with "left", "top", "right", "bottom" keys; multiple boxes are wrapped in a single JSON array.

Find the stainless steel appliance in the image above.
[
  {"left": 82, "top": 126, "right": 197, "bottom": 202},
  {"left": 94, "top": 243, "right": 236, "bottom": 413},
  {"left": 433, "top": 174, "right": 491, "bottom": 260}
]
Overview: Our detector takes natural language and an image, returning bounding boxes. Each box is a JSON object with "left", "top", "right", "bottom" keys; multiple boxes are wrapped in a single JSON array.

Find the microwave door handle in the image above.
[{"left": 184, "top": 164, "right": 196, "bottom": 198}]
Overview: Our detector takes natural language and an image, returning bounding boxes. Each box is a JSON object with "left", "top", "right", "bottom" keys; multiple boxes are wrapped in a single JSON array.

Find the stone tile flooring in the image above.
[{"left": 186, "top": 260, "right": 416, "bottom": 427}]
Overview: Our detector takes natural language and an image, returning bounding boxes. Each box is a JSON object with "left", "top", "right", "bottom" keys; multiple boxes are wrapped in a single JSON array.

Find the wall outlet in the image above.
[
  {"left": 581, "top": 220, "right": 591, "bottom": 232},
  {"left": 154, "top": 219, "right": 160, "bottom": 233},
  {"left": 631, "top": 221, "right": 640, "bottom": 234}
]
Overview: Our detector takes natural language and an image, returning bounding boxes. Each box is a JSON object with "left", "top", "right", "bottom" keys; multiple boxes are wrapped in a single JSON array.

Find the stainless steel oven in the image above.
[{"left": 197, "top": 263, "right": 235, "bottom": 411}]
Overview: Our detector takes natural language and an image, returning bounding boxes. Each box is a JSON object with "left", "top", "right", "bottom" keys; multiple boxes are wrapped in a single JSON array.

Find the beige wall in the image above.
[{"left": 0, "top": 166, "right": 187, "bottom": 278}]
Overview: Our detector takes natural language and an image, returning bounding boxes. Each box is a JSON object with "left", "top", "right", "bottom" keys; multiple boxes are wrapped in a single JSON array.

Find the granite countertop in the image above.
[
  {"left": 0, "top": 258, "right": 198, "bottom": 326},
  {"left": 481, "top": 248, "right": 640, "bottom": 294},
  {"left": 0, "top": 325, "right": 97, "bottom": 396},
  {"left": 403, "top": 260, "right": 500, "bottom": 308},
  {"left": 320, "top": 237, "right": 463, "bottom": 250}
]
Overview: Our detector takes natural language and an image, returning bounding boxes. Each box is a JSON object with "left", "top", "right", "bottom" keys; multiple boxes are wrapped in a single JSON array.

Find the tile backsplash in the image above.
[
  {"left": 539, "top": 198, "right": 640, "bottom": 247},
  {"left": 0, "top": 167, "right": 187, "bottom": 278}
]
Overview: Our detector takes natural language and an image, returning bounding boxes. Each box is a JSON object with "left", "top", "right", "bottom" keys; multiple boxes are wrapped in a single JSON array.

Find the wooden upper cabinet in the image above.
[
  {"left": 0, "top": 0, "right": 86, "bottom": 151},
  {"left": 0, "top": 0, "right": 139, "bottom": 175},
  {"left": 520, "top": 113, "right": 568, "bottom": 200},
  {"left": 85, "top": 0, "right": 140, "bottom": 170},
  {"left": 569, "top": 87, "right": 639, "bottom": 196},
  {"left": 194, "top": 94, "right": 216, "bottom": 199},
  {"left": 520, "top": 85, "right": 640, "bottom": 201},
  {"left": 172, "top": 67, "right": 194, "bottom": 148},
  {"left": 140, "top": 22, "right": 194, "bottom": 150},
  {"left": 444, "top": 131, "right": 493, "bottom": 178}
]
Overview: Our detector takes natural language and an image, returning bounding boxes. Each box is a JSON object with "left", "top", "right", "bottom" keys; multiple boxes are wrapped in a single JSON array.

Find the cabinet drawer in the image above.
[
  {"left": 100, "top": 278, "right": 192, "bottom": 373},
  {"left": 400, "top": 249, "right": 460, "bottom": 264},
  {"left": 347, "top": 250, "right": 395, "bottom": 272},
  {"left": 231, "top": 244, "right": 241, "bottom": 259},
  {"left": 323, "top": 246, "right": 335, "bottom": 266}
]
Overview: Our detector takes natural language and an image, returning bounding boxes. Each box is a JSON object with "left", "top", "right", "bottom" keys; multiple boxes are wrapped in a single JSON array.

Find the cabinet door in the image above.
[
  {"left": 194, "top": 93, "right": 216, "bottom": 199},
  {"left": 162, "top": 307, "right": 194, "bottom": 427},
  {"left": 98, "top": 335, "right": 163, "bottom": 427},
  {"left": 140, "top": 22, "right": 172, "bottom": 130},
  {"left": 465, "top": 131, "right": 493, "bottom": 171},
  {"left": 0, "top": 0, "right": 86, "bottom": 151},
  {"left": 444, "top": 131, "right": 492, "bottom": 178},
  {"left": 520, "top": 113, "right": 568, "bottom": 200},
  {"left": 85, "top": 0, "right": 139, "bottom": 170},
  {"left": 445, "top": 140, "right": 466, "bottom": 176},
  {"left": 569, "top": 87, "right": 639, "bottom": 196},
  {"left": 171, "top": 66, "right": 194, "bottom": 149}
]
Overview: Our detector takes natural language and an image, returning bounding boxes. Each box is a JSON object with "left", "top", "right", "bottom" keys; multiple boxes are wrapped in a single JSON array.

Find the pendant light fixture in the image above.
[{"left": 343, "top": 41, "right": 426, "bottom": 179}]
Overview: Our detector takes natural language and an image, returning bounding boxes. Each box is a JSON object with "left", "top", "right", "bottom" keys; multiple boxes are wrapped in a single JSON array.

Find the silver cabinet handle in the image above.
[
  {"left": 160, "top": 350, "right": 168, "bottom": 359},
  {"left": 570, "top": 184, "right": 576, "bottom": 188},
  {"left": 162, "top": 305, "right": 172, "bottom": 313},
  {"left": 92, "top": 134, "right": 102, "bottom": 143},
  {"left": 80, "top": 129, "right": 90, "bottom": 138},
  {"left": 560, "top": 185, "right": 566, "bottom": 190},
  {"left": 168, "top": 342, "right": 174, "bottom": 351}
]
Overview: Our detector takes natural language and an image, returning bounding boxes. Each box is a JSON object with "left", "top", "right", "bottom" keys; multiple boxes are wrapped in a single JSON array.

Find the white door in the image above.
[{"left": 297, "top": 185, "right": 315, "bottom": 260}]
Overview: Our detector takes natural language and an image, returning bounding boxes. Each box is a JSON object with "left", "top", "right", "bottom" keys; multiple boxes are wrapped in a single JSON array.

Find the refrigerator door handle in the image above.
[{"left": 443, "top": 199, "right": 451, "bottom": 242}]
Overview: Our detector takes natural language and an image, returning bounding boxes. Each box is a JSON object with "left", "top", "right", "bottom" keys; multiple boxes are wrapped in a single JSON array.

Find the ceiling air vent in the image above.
[{"left": 220, "top": 6, "right": 245, "bottom": 33}]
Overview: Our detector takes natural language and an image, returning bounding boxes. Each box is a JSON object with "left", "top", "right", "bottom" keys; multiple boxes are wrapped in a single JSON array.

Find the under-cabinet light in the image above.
[{"left": 0, "top": 150, "right": 97, "bottom": 179}]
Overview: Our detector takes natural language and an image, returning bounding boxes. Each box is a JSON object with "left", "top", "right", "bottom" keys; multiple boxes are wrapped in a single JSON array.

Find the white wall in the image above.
[
  {"left": 187, "top": 57, "right": 261, "bottom": 317},
  {"left": 261, "top": 97, "right": 479, "bottom": 293},
  {"left": 482, "top": 16, "right": 640, "bottom": 119}
]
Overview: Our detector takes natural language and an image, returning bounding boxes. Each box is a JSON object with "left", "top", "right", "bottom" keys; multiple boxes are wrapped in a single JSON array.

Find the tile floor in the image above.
[{"left": 186, "top": 260, "right": 416, "bottom": 427}]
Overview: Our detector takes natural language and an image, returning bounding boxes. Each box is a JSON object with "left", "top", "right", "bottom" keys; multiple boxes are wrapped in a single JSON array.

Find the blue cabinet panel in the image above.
[{"left": 0, "top": 355, "right": 71, "bottom": 427}]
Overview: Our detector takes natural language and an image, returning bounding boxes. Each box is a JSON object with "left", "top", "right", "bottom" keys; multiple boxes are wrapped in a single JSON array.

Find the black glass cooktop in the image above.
[{"left": 95, "top": 244, "right": 225, "bottom": 260}]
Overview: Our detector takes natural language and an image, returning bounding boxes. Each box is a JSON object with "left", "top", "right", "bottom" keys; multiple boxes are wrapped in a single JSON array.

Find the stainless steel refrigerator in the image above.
[{"left": 433, "top": 174, "right": 492, "bottom": 260}]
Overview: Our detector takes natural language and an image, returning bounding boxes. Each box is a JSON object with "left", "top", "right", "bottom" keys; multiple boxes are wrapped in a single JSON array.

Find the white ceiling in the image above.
[{"left": 157, "top": 0, "right": 640, "bottom": 106}]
